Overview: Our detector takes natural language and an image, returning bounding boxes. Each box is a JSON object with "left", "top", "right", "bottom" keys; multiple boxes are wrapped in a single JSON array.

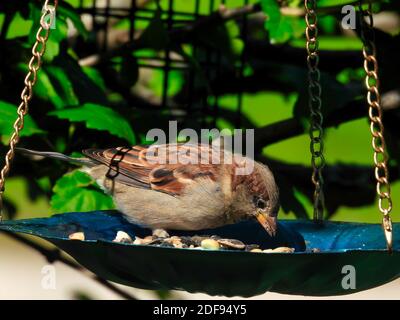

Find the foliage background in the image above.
[{"left": 0, "top": 0, "right": 399, "bottom": 228}]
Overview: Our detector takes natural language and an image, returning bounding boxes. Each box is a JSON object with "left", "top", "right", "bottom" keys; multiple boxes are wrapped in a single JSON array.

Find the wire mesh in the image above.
[{"left": 75, "top": 0, "right": 252, "bottom": 129}]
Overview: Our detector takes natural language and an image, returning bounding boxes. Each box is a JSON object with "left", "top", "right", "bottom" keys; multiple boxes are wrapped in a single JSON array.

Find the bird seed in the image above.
[{"left": 112, "top": 231, "right": 301, "bottom": 253}]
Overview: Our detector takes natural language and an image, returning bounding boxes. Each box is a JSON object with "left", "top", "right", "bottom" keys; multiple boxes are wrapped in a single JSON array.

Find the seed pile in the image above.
[
  {"left": 112, "top": 231, "right": 296, "bottom": 253},
  {"left": 68, "top": 231, "right": 321, "bottom": 253}
]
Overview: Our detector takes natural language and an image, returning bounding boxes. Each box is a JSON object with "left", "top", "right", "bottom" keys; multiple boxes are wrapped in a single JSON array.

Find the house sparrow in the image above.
[{"left": 17, "top": 144, "right": 279, "bottom": 236}]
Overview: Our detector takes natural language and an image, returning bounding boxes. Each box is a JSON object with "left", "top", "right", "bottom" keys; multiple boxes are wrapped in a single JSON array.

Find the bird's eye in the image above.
[{"left": 253, "top": 196, "right": 266, "bottom": 209}]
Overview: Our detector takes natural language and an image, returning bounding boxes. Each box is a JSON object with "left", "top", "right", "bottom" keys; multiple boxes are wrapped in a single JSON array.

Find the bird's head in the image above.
[
  {"left": 251, "top": 193, "right": 279, "bottom": 237},
  {"left": 232, "top": 160, "right": 280, "bottom": 237}
]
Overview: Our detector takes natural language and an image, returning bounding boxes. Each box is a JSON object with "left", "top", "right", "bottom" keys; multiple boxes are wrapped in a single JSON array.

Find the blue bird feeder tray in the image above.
[{"left": 0, "top": 210, "right": 398, "bottom": 297}]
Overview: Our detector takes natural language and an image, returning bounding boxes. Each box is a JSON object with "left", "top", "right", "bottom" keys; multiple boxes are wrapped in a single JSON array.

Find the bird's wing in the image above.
[{"left": 82, "top": 144, "right": 220, "bottom": 196}]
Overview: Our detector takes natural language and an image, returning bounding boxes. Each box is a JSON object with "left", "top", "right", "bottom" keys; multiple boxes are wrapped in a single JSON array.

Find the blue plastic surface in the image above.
[{"left": 0, "top": 210, "right": 399, "bottom": 297}]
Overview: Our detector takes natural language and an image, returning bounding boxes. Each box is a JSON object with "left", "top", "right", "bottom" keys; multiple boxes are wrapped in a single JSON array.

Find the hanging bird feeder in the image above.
[
  {"left": 1, "top": 210, "right": 399, "bottom": 297},
  {"left": 0, "top": 0, "right": 398, "bottom": 297}
]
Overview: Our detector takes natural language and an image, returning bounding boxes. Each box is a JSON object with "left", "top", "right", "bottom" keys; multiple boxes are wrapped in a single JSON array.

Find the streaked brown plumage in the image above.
[{"left": 18, "top": 144, "right": 280, "bottom": 236}]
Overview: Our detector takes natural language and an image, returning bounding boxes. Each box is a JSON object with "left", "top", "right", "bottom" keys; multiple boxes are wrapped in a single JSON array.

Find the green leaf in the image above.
[
  {"left": 51, "top": 170, "right": 115, "bottom": 213},
  {"left": 27, "top": 3, "right": 43, "bottom": 44},
  {"left": 318, "top": 0, "right": 358, "bottom": 6},
  {"left": 82, "top": 67, "right": 106, "bottom": 91},
  {"left": 35, "top": 66, "right": 80, "bottom": 109},
  {"left": 52, "top": 53, "right": 109, "bottom": 105},
  {"left": 273, "top": 16, "right": 306, "bottom": 44},
  {"left": 260, "top": 0, "right": 281, "bottom": 35},
  {"left": 6, "top": 12, "right": 33, "bottom": 39},
  {"left": 261, "top": 0, "right": 305, "bottom": 44},
  {"left": 0, "top": 100, "right": 45, "bottom": 143},
  {"left": 46, "top": 65, "right": 81, "bottom": 106},
  {"left": 48, "top": 103, "right": 136, "bottom": 144},
  {"left": 45, "top": 18, "right": 69, "bottom": 62},
  {"left": 64, "top": 0, "right": 94, "bottom": 7},
  {"left": 23, "top": 3, "right": 69, "bottom": 61},
  {"left": 319, "top": 15, "right": 337, "bottom": 34}
]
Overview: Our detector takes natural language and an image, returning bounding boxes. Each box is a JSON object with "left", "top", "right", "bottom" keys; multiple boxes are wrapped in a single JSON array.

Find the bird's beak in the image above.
[{"left": 255, "top": 210, "right": 277, "bottom": 237}]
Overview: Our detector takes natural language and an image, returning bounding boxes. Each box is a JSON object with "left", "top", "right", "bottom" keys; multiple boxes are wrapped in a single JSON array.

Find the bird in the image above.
[{"left": 17, "top": 143, "right": 280, "bottom": 237}]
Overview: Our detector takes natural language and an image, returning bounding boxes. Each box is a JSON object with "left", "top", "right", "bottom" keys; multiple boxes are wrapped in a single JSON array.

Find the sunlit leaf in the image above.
[
  {"left": 260, "top": 0, "right": 281, "bottom": 36},
  {"left": 319, "top": 15, "right": 337, "bottom": 34},
  {"left": 48, "top": 103, "right": 136, "bottom": 144},
  {"left": 0, "top": 100, "right": 45, "bottom": 143},
  {"left": 44, "top": 17, "right": 69, "bottom": 61},
  {"left": 319, "top": 0, "right": 358, "bottom": 6},
  {"left": 261, "top": 0, "right": 305, "bottom": 43},
  {"left": 6, "top": 12, "right": 33, "bottom": 39},
  {"left": 82, "top": 67, "right": 106, "bottom": 91},
  {"left": 51, "top": 170, "right": 115, "bottom": 213}
]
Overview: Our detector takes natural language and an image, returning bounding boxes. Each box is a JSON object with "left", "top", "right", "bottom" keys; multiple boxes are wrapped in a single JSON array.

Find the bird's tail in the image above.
[{"left": 16, "top": 148, "right": 96, "bottom": 167}]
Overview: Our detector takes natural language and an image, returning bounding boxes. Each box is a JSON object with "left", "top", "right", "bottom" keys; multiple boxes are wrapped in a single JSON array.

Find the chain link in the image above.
[
  {"left": 359, "top": 0, "right": 393, "bottom": 252},
  {"left": 0, "top": 0, "right": 57, "bottom": 222},
  {"left": 305, "top": 0, "right": 325, "bottom": 223}
]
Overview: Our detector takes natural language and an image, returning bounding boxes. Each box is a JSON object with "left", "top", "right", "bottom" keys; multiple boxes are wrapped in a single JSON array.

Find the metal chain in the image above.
[
  {"left": 305, "top": 0, "right": 325, "bottom": 223},
  {"left": 359, "top": 0, "right": 393, "bottom": 252},
  {"left": 0, "top": 0, "right": 57, "bottom": 222}
]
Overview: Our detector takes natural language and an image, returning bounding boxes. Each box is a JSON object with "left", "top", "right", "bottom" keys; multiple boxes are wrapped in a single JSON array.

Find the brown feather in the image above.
[{"left": 83, "top": 144, "right": 221, "bottom": 196}]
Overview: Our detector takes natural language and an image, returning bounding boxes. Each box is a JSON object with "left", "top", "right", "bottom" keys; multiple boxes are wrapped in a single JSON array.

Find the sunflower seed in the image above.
[
  {"left": 113, "top": 231, "right": 133, "bottom": 244},
  {"left": 201, "top": 239, "right": 220, "bottom": 250},
  {"left": 272, "top": 247, "right": 295, "bottom": 253},
  {"left": 133, "top": 237, "right": 143, "bottom": 245},
  {"left": 217, "top": 238, "right": 246, "bottom": 250},
  {"left": 191, "top": 235, "right": 210, "bottom": 246},
  {"left": 68, "top": 232, "right": 85, "bottom": 241},
  {"left": 152, "top": 229, "right": 170, "bottom": 238}
]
